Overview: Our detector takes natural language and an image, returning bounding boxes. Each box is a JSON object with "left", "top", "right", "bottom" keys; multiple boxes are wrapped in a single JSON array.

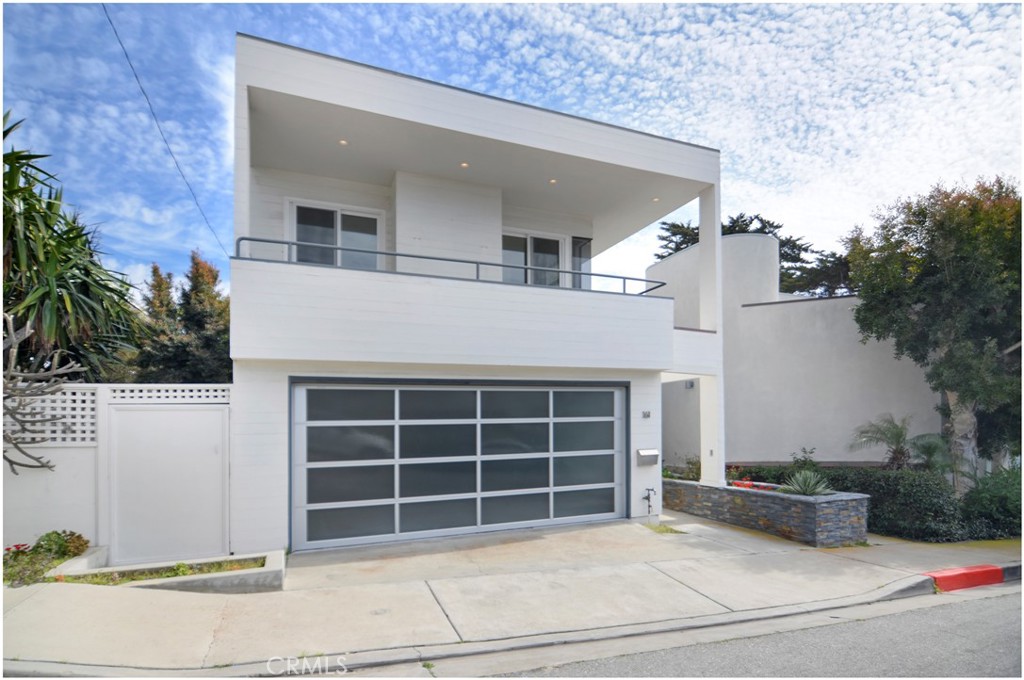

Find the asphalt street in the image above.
[{"left": 503, "top": 589, "right": 1021, "bottom": 677}]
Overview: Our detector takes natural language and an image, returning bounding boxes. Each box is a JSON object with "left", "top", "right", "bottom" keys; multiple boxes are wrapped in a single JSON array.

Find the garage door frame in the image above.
[{"left": 289, "top": 377, "right": 631, "bottom": 551}]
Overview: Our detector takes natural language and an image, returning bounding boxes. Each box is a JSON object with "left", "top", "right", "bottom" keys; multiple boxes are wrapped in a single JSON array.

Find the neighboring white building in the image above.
[
  {"left": 230, "top": 35, "right": 727, "bottom": 553},
  {"left": 649, "top": 233, "right": 941, "bottom": 468}
]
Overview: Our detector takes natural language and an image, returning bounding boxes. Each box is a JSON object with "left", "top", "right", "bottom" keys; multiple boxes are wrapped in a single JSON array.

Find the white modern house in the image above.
[
  {"left": 650, "top": 233, "right": 941, "bottom": 468},
  {"left": 229, "top": 35, "right": 727, "bottom": 553}
]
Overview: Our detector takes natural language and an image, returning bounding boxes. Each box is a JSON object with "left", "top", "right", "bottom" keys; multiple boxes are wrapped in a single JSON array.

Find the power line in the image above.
[{"left": 101, "top": 3, "right": 230, "bottom": 259}]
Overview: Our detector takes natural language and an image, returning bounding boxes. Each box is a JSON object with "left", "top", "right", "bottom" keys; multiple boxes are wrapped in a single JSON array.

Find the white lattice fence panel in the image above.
[
  {"left": 107, "top": 385, "right": 231, "bottom": 404},
  {"left": 4, "top": 386, "right": 98, "bottom": 446}
]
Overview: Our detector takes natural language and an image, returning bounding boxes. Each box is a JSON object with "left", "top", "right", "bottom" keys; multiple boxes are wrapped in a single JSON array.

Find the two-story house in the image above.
[{"left": 230, "top": 35, "right": 725, "bottom": 554}]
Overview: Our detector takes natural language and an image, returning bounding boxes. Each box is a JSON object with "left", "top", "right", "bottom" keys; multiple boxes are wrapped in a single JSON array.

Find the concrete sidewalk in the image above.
[{"left": 3, "top": 511, "right": 1020, "bottom": 676}]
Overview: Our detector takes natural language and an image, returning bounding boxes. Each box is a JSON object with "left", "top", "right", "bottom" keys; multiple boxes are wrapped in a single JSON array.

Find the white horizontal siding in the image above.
[
  {"left": 671, "top": 329, "right": 721, "bottom": 375},
  {"left": 503, "top": 205, "right": 593, "bottom": 240},
  {"left": 394, "top": 172, "right": 501, "bottom": 275},
  {"left": 248, "top": 166, "right": 394, "bottom": 253},
  {"left": 230, "top": 259, "right": 674, "bottom": 371}
]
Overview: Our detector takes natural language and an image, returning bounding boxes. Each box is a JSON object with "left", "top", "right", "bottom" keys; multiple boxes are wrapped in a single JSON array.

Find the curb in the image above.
[{"left": 923, "top": 562, "right": 1021, "bottom": 593}]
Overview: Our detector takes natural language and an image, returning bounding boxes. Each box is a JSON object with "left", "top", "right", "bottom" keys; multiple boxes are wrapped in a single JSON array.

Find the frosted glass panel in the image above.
[
  {"left": 482, "top": 458, "right": 549, "bottom": 491},
  {"left": 532, "top": 237, "right": 560, "bottom": 286},
  {"left": 400, "top": 499, "right": 476, "bottom": 532},
  {"left": 400, "top": 424, "right": 476, "bottom": 458},
  {"left": 553, "top": 391, "right": 614, "bottom": 417},
  {"left": 401, "top": 390, "right": 476, "bottom": 419},
  {"left": 307, "top": 505, "right": 393, "bottom": 541},
  {"left": 307, "top": 466, "right": 393, "bottom": 503},
  {"left": 400, "top": 462, "right": 476, "bottom": 497},
  {"left": 554, "top": 454, "right": 614, "bottom": 486},
  {"left": 481, "top": 391, "right": 549, "bottom": 419},
  {"left": 554, "top": 488, "right": 614, "bottom": 517},
  {"left": 296, "top": 206, "right": 335, "bottom": 265},
  {"left": 307, "top": 426, "right": 394, "bottom": 462},
  {"left": 502, "top": 235, "right": 527, "bottom": 284},
  {"left": 340, "top": 214, "right": 378, "bottom": 270},
  {"left": 481, "top": 423, "right": 549, "bottom": 455},
  {"left": 554, "top": 421, "right": 614, "bottom": 452},
  {"left": 482, "top": 493, "right": 549, "bottom": 525},
  {"left": 307, "top": 389, "right": 394, "bottom": 421}
]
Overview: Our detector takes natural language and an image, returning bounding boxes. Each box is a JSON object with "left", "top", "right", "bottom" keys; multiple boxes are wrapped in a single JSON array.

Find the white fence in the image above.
[{"left": 3, "top": 384, "right": 230, "bottom": 565}]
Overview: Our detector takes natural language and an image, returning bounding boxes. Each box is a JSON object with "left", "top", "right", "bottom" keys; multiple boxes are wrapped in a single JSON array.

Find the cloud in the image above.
[{"left": 3, "top": 3, "right": 1019, "bottom": 287}]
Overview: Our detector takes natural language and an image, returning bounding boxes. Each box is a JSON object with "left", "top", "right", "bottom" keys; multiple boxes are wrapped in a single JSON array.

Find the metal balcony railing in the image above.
[{"left": 235, "top": 237, "right": 666, "bottom": 296}]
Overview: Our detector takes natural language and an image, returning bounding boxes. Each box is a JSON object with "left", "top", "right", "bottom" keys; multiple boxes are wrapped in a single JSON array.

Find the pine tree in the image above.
[{"left": 134, "top": 251, "right": 231, "bottom": 383}]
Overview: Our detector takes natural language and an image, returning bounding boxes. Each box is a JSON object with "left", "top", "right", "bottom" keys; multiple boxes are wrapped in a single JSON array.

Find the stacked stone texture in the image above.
[{"left": 662, "top": 479, "right": 868, "bottom": 547}]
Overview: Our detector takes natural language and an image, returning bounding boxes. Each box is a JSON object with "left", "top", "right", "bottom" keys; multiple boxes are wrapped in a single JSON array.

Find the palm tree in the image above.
[
  {"left": 850, "top": 414, "right": 914, "bottom": 469},
  {"left": 3, "top": 113, "right": 143, "bottom": 379}
]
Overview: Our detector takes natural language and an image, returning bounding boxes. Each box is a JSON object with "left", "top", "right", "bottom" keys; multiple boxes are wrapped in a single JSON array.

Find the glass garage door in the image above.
[{"left": 292, "top": 385, "right": 625, "bottom": 550}]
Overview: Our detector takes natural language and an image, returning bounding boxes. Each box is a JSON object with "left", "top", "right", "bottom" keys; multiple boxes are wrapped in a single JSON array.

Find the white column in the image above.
[
  {"left": 696, "top": 183, "right": 726, "bottom": 486},
  {"left": 698, "top": 375, "right": 726, "bottom": 486},
  {"left": 698, "top": 184, "right": 722, "bottom": 332}
]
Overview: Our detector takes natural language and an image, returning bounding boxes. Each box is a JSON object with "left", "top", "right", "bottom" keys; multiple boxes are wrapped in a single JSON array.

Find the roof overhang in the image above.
[{"left": 239, "top": 35, "right": 720, "bottom": 254}]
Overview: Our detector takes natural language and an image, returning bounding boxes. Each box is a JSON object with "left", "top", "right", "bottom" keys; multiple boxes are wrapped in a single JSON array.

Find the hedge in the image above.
[{"left": 729, "top": 464, "right": 1020, "bottom": 542}]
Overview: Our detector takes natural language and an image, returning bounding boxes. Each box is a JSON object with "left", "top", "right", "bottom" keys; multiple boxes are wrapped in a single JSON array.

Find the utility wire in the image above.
[{"left": 101, "top": 4, "right": 230, "bottom": 259}]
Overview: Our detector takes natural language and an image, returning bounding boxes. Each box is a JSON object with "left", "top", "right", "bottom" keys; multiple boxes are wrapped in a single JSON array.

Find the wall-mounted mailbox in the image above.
[{"left": 636, "top": 448, "right": 660, "bottom": 466}]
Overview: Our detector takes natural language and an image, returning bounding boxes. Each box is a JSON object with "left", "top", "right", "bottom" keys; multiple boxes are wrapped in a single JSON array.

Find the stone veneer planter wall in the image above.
[{"left": 662, "top": 478, "right": 869, "bottom": 547}]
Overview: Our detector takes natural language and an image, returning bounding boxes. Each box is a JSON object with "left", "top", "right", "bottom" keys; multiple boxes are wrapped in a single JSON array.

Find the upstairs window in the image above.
[
  {"left": 293, "top": 204, "right": 379, "bottom": 270},
  {"left": 501, "top": 233, "right": 592, "bottom": 289}
]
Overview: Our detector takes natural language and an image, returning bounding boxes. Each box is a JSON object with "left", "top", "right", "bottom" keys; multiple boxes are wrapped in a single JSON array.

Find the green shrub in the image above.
[
  {"left": 789, "top": 447, "right": 821, "bottom": 472},
  {"left": 821, "top": 468, "right": 970, "bottom": 542},
  {"left": 32, "top": 530, "right": 68, "bottom": 558},
  {"left": 678, "top": 456, "right": 701, "bottom": 481},
  {"left": 961, "top": 468, "right": 1021, "bottom": 538},
  {"left": 728, "top": 465, "right": 790, "bottom": 484}
]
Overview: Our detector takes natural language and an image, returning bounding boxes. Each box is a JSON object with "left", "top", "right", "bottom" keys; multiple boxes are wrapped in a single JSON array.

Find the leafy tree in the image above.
[
  {"left": 785, "top": 250, "right": 853, "bottom": 298},
  {"left": 3, "top": 114, "right": 143, "bottom": 380},
  {"left": 134, "top": 251, "right": 231, "bottom": 383},
  {"left": 846, "top": 178, "right": 1021, "bottom": 490},
  {"left": 654, "top": 212, "right": 827, "bottom": 295}
]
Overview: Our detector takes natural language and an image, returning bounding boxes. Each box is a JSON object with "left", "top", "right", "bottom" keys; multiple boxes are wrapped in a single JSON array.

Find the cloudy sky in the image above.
[{"left": 3, "top": 3, "right": 1020, "bottom": 294}]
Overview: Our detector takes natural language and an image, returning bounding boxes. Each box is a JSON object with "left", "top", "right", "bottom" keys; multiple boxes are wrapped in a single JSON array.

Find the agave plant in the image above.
[{"left": 779, "top": 469, "right": 834, "bottom": 496}]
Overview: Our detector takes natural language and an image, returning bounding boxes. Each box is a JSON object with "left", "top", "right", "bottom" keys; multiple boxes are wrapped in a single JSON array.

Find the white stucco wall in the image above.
[
  {"left": 229, "top": 359, "right": 666, "bottom": 554},
  {"left": 654, "top": 234, "right": 941, "bottom": 466},
  {"left": 3, "top": 448, "right": 97, "bottom": 545}
]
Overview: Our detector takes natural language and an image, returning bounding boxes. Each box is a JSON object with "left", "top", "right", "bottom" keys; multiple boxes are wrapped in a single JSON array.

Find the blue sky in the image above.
[{"left": 3, "top": 3, "right": 1021, "bottom": 296}]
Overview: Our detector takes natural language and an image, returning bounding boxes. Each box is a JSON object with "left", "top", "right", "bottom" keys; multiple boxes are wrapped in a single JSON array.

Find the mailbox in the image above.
[{"left": 636, "top": 448, "right": 660, "bottom": 466}]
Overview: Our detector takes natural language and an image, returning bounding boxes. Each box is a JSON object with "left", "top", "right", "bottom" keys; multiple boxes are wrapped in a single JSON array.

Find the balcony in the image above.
[{"left": 230, "top": 238, "right": 676, "bottom": 371}]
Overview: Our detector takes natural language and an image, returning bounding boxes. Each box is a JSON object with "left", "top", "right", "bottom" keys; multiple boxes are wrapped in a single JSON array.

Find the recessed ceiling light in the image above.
[
  {"left": 459, "top": 162, "right": 470, "bottom": 168},
  {"left": 548, "top": 179, "right": 558, "bottom": 185},
  {"left": 652, "top": 197, "right": 660, "bottom": 202},
  {"left": 338, "top": 139, "right": 349, "bottom": 146}
]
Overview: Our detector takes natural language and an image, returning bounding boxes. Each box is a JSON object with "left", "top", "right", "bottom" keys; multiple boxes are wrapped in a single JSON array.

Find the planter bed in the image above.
[
  {"left": 46, "top": 550, "right": 285, "bottom": 593},
  {"left": 663, "top": 478, "right": 869, "bottom": 547}
]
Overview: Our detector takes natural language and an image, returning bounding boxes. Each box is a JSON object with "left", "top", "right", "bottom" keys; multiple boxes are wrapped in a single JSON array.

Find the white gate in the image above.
[{"left": 108, "top": 405, "right": 228, "bottom": 565}]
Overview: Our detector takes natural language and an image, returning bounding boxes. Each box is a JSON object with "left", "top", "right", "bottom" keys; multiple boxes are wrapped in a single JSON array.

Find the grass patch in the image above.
[
  {"left": 57, "top": 557, "right": 265, "bottom": 586},
  {"left": 646, "top": 523, "right": 685, "bottom": 534}
]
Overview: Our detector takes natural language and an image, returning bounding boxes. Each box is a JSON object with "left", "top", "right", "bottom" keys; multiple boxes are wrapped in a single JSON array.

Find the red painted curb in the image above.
[{"left": 924, "top": 564, "right": 1004, "bottom": 592}]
